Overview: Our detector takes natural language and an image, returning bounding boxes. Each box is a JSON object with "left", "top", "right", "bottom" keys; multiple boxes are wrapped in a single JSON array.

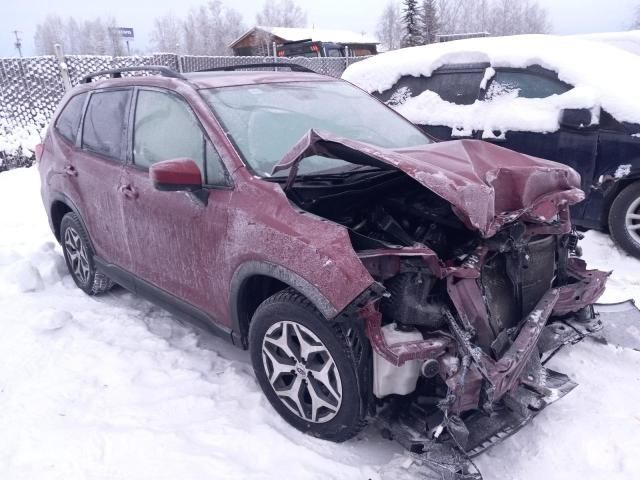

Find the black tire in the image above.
[
  {"left": 249, "top": 288, "right": 368, "bottom": 442},
  {"left": 608, "top": 182, "right": 640, "bottom": 258},
  {"left": 60, "top": 212, "right": 114, "bottom": 295}
]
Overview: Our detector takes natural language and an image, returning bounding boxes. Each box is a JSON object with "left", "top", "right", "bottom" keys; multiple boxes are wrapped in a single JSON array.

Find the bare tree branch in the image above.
[
  {"left": 256, "top": 0, "right": 307, "bottom": 27},
  {"left": 376, "top": 2, "right": 403, "bottom": 51}
]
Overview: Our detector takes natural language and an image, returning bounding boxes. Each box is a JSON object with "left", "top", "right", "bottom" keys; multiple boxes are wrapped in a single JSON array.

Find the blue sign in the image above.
[{"left": 110, "top": 27, "right": 134, "bottom": 39}]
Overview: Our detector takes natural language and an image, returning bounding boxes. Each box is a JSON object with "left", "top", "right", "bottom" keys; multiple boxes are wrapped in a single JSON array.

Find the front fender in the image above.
[{"left": 229, "top": 260, "right": 341, "bottom": 326}]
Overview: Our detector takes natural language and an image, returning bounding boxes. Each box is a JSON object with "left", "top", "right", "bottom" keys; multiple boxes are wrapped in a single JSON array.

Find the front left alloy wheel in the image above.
[{"left": 249, "top": 288, "right": 368, "bottom": 442}]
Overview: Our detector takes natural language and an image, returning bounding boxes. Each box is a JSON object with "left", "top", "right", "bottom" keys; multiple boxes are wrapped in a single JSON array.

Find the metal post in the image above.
[
  {"left": 54, "top": 43, "right": 72, "bottom": 92},
  {"left": 273, "top": 41, "right": 278, "bottom": 71},
  {"left": 176, "top": 44, "right": 183, "bottom": 74}
]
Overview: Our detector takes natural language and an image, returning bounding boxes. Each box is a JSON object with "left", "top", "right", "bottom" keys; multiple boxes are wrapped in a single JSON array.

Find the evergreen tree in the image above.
[
  {"left": 402, "top": 0, "right": 422, "bottom": 47},
  {"left": 420, "top": 0, "right": 440, "bottom": 44}
]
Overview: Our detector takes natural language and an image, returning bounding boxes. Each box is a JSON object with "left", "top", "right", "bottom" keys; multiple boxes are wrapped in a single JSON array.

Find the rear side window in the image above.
[
  {"left": 55, "top": 93, "right": 87, "bottom": 144},
  {"left": 82, "top": 90, "right": 131, "bottom": 160},
  {"left": 133, "top": 90, "right": 228, "bottom": 185},
  {"left": 486, "top": 71, "right": 572, "bottom": 100},
  {"left": 383, "top": 71, "right": 484, "bottom": 106}
]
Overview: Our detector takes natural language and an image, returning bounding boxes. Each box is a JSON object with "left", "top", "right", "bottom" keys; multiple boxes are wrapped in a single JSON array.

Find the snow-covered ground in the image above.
[{"left": 1, "top": 166, "right": 639, "bottom": 480}]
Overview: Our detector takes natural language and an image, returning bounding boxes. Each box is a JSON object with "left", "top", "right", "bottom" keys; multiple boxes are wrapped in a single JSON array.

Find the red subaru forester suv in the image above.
[{"left": 38, "top": 65, "right": 606, "bottom": 473}]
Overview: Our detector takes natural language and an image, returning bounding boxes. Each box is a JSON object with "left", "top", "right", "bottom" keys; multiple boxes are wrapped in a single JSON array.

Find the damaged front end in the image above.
[
  {"left": 360, "top": 226, "right": 607, "bottom": 458},
  {"left": 272, "top": 130, "right": 609, "bottom": 478}
]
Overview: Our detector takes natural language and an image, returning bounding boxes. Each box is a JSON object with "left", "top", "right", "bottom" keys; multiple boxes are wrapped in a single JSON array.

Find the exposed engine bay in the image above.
[{"left": 290, "top": 171, "right": 475, "bottom": 258}]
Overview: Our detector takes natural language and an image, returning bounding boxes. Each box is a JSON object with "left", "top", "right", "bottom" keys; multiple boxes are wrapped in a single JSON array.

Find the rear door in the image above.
[
  {"left": 64, "top": 88, "right": 132, "bottom": 268},
  {"left": 120, "top": 87, "right": 232, "bottom": 316}
]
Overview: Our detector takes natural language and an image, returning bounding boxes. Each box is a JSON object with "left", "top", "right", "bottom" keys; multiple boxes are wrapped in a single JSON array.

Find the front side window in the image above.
[
  {"left": 486, "top": 70, "right": 572, "bottom": 100},
  {"left": 82, "top": 90, "right": 131, "bottom": 160},
  {"left": 133, "top": 90, "right": 227, "bottom": 185},
  {"left": 202, "top": 81, "right": 430, "bottom": 177},
  {"left": 56, "top": 93, "right": 87, "bottom": 145}
]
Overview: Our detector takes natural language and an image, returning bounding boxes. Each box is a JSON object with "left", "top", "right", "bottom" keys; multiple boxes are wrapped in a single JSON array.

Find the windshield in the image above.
[{"left": 201, "top": 81, "right": 431, "bottom": 177}]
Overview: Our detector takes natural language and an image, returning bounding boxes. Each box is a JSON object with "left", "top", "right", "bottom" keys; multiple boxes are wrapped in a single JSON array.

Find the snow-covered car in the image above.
[
  {"left": 38, "top": 64, "right": 608, "bottom": 478},
  {"left": 343, "top": 34, "right": 640, "bottom": 258}
]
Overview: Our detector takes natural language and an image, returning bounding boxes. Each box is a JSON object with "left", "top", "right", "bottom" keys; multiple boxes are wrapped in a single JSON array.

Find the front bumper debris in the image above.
[{"left": 376, "top": 367, "right": 577, "bottom": 479}]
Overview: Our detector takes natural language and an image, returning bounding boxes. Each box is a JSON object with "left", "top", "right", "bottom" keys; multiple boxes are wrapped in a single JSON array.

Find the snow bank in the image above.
[
  {"left": 580, "top": 230, "right": 640, "bottom": 305},
  {"left": 343, "top": 34, "right": 640, "bottom": 126},
  {"left": 1, "top": 167, "right": 639, "bottom": 480},
  {"left": 0, "top": 121, "right": 45, "bottom": 169}
]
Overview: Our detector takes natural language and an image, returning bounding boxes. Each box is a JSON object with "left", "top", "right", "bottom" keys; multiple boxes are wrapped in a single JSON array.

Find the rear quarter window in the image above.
[
  {"left": 82, "top": 90, "right": 131, "bottom": 161},
  {"left": 55, "top": 93, "right": 87, "bottom": 144}
]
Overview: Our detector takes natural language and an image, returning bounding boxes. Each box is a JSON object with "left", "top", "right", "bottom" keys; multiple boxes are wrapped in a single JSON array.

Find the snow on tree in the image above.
[
  {"left": 34, "top": 15, "right": 65, "bottom": 55},
  {"left": 420, "top": 0, "right": 440, "bottom": 44},
  {"left": 402, "top": 0, "right": 423, "bottom": 47},
  {"left": 435, "top": 0, "right": 550, "bottom": 37},
  {"left": 376, "top": 2, "right": 403, "bottom": 51},
  {"left": 34, "top": 15, "right": 124, "bottom": 56},
  {"left": 256, "top": 0, "right": 307, "bottom": 27},
  {"left": 150, "top": 14, "right": 182, "bottom": 53},
  {"left": 181, "top": 1, "right": 245, "bottom": 55},
  {"left": 631, "top": 4, "right": 640, "bottom": 29},
  {"left": 487, "top": 0, "right": 551, "bottom": 36}
]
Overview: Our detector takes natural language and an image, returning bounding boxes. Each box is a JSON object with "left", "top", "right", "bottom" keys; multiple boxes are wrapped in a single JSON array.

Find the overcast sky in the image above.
[{"left": 1, "top": 0, "right": 638, "bottom": 57}]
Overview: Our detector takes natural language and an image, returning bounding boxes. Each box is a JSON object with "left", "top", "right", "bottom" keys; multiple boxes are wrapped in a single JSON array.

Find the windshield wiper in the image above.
[
  {"left": 266, "top": 166, "right": 388, "bottom": 183},
  {"left": 298, "top": 166, "right": 386, "bottom": 179}
]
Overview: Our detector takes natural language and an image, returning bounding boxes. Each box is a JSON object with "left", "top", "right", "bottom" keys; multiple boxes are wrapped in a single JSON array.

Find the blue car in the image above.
[{"left": 344, "top": 35, "right": 640, "bottom": 258}]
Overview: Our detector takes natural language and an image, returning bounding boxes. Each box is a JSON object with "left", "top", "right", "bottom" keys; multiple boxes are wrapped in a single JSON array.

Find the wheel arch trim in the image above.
[
  {"left": 49, "top": 193, "right": 95, "bottom": 252},
  {"left": 229, "top": 261, "right": 340, "bottom": 346}
]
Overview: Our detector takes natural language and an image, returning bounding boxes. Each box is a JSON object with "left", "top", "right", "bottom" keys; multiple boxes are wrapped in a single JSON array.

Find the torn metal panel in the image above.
[{"left": 272, "top": 129, "right": 585, "bottom": 237}]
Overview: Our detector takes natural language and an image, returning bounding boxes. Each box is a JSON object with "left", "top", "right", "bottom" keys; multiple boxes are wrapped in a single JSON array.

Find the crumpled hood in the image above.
[{"left": 272, "top": 129, "right": 584, "bottom": 238}]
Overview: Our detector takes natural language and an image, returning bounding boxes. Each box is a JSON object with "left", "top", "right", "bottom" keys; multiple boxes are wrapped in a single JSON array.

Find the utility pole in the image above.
[{"left": 12, "top": 30, "right": 23, "bottom": 57}]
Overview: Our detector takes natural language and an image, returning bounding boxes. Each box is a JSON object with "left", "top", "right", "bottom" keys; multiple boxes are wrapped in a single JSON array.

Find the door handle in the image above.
[
  {"left": 63, "top": 165, "right": 78, "bottom": 177},
  {"left": 119, "top": 184, "right": 139, "bottom": 199}
]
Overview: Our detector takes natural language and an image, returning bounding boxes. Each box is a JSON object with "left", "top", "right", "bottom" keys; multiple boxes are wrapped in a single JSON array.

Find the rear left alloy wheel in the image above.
[
  {"left": 60, "top": 212, "right": 114, "bottom": 295},
  {"left": 249, "top": 288, "right": 368, "bottom": 442}
]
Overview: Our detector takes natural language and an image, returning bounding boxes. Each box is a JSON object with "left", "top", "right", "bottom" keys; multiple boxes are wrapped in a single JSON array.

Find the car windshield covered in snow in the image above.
[{"left": 201, "top": 81, "right": 430, "bottom": 177}]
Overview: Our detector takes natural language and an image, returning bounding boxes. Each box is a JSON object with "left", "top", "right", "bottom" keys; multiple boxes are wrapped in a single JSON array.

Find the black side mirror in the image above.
[{"left": 560, "top": 108, "right": 598, "bottom": 129}]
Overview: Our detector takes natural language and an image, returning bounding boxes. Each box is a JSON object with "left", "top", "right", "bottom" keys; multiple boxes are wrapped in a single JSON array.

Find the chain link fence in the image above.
[
  {"left": 0, "top": 52, "right": 370, "bottom": 171},
  {"left": 0, "top": 53, "right": 370, "bottom": 129}
]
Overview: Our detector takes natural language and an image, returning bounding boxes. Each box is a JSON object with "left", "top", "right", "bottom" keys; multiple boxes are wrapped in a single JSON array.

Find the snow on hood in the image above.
[
  {"left": 342, "top": 34, "right": 640, "bottom": 126},
  {"left": 272, "top": 129, "right": 584, "bottom": 238}
]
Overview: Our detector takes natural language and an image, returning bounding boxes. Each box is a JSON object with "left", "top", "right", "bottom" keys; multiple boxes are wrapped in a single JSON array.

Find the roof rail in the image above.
[
  {"left": 197, "top": 63, "right": 315, "bottom": 74},
  {"left": 81, "top": 66, "right": 185, "bottom": 84}
]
